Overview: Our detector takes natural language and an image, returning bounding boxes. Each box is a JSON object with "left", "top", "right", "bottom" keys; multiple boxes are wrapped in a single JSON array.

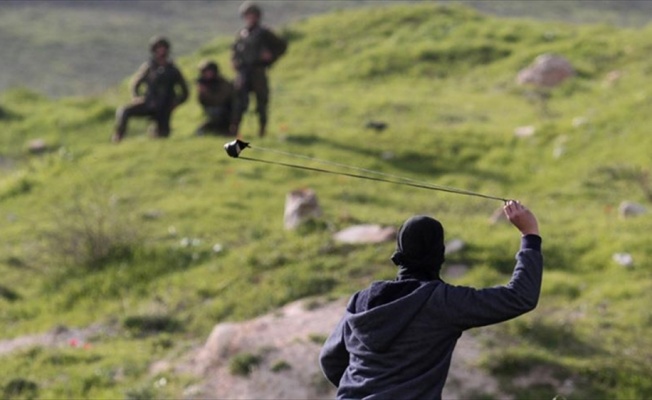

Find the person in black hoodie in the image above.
[{"left": 320, "top": 200, "right": 543, "bottom": 400}]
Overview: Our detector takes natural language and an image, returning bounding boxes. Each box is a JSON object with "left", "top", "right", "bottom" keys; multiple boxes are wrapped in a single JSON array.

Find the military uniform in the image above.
[
  {"left": 196, "top": 62, "right": 235, "bottom": 136},
  {"left": 231, "top": 20, "right": 287, "bottom": 136},
  {"left": 115, "top": 56, "right": 188, "bottom": 140}
]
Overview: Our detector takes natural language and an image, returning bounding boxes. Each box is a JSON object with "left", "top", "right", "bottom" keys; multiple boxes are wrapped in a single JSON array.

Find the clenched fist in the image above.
[{"left": 504, "top": 201, "right": 539, "bottom": 236}]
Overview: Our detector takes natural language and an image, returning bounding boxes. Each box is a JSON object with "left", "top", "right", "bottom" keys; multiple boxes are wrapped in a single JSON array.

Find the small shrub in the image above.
[
  {"left": 81, "top": 368, "right": 115, "bottom": 395},
  {"left": 3, "top": 378, "right": 38, "bottom": 400},
  {"left": 0, "top": 172, "right": 34, "bottom": 202},
  {"left": 43, "top": 190, "right": 140, "bottom": 270},
  {"left": 308, "top": 333, "right": 328, "bottom": 345},
  {"left": 0, "top": 285, "right": 20, "bottom": 302},
  {"left": 124, "top": 386, "right": 155, "bottom": 400},
  {"left": 123, "top": 314, "right": 181, "bottom": 336},
  {"left": 0, "top": 104, "right": 20, "bottom": 121},
  {"left": 270, "top": 359, "right": 292, "bottom": 373},
  {"left": 229, "top": 352, "right": 262, "bottom": 377},
  {"left": 151, "top": 334, "right": 175, "bottom": 352},
  {"left": 466, "top": 391, "right": 496, "bottom": 400}
]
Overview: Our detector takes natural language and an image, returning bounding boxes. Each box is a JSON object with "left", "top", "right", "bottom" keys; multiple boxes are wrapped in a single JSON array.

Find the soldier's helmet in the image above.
[
  {"left": 198, "top": 60, "right": 219, "bottom": 74},
  {"left": 239, "top": 1, "right": 262, "bottom": 18},
  {"left": 149, "top": 35, "right": 171, "bottom": 53}
]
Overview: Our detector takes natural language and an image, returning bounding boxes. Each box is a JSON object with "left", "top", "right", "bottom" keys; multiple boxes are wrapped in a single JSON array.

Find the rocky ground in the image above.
[{"left": 178, "top": 298, "right": 506, "bottom": 400}]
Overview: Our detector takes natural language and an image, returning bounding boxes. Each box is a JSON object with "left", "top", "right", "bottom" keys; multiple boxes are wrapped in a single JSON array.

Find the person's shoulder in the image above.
[
  {"left": 137, "top": 60, "right": 152, "bottom": 70},
  {"left": 260, "top": 25, "right": 281, "bottom": 36},
  {"left": 166, "top": 60, "right": 184, "bottom": 73}
]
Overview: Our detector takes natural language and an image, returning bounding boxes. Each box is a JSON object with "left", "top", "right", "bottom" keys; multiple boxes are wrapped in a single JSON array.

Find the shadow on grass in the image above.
[
  {"left": 283, "top": 133, "right": 509, "bottom": 185},
  {"left": 514, "top": 319, "right": 606, "bottom": 358},
  {"left": 44, "top": 246, "right": 211, "bottom": 310}
]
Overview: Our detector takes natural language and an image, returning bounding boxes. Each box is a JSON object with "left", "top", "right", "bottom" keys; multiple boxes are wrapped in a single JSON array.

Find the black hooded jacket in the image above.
[{"left": 319, "top": 235, "right": 543, "bottom": 400}]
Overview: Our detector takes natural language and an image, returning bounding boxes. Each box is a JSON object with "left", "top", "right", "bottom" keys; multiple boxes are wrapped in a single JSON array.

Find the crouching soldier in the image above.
[
  {"left": 113, "top": 36, "right": 189, "bottom": 142},
  {"left": 195, "top": 60, "right": 235, "bottom": 136}
]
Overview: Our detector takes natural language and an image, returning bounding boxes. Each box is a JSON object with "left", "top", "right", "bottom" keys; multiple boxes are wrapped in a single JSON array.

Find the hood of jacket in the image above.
[{"left": 346, "top": 280, "right": 436, "bottom": 352}]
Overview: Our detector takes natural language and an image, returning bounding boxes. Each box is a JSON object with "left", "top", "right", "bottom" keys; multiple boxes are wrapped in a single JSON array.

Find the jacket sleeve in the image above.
[
  {"left": 174, "top": 67, "right": 189, "bottom": 105},
  {"left": 319, "top": 315, "right": 350, "bottom": 387},
  {"left": 130, "top": 62, "right": 149, "bottom": 98},
  {"left": 262, "top": 28, "right": 287, "bottom": 65},
  {"left": 199, "top": 79, "right": 234, "bottom": 107},
  {"left": 441, "top": 235, "right": 543, "bottom": 330}
]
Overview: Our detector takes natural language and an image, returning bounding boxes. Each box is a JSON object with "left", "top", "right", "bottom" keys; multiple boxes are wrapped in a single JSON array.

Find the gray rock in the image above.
[
  {"left": 618, "top": 201, "right": 647, "bottom": 218},
  {"left": 443, "top": 264, "right": 469, "bottom": 279},
  {"left": 445, "top": 238, "right": 465, "bottom": 255},
  {"left": 612, "top": 252, "right": 633, "bottom": 267},
  {"left": 514, "top": 125, "right": 535, "bottom": 138},
  {"left": 333, "top": 224, "right": 396, "bottom": 244},
  {"left": 516, "top": 54, "right": 575, "bottom": 88},
  {"left": 284, "top": 189, "right": 322, "bottom": 230},
  {"left": 142, "top": 209, "right": 163, "bottom": 220},
  {"left": 27, "top": 139, "right": 49, "bottom": 154}
]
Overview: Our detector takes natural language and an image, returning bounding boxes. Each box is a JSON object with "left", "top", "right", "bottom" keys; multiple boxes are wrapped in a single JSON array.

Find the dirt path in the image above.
[{"left": 0, "top": 324, "right": 108, "bottom": 355}]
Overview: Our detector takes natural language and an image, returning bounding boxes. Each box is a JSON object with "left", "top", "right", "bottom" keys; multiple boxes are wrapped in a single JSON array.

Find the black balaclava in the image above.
[{"left": 391, "top": 215, "right": 445, "bottom": 281}]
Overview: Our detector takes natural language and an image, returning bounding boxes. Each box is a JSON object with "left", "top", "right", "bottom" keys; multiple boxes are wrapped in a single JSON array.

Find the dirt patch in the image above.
[{"left": 0, "top": 324, "right": 111, "bottom": 356}]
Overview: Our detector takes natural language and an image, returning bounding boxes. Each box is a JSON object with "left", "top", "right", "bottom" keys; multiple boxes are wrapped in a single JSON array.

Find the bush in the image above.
[
  {"left": 270, "top": 359, "right": 292, "bottom": 373},
  {"left": 123, "top": 314, "right": 181, "bottom": 336},
  {"left": 0, "top": 285, "right": 20, "bottom": 302},
  {"left": 124, "top": 386, "right": 155, "bottom": 400},
  {"left": 43, "top": 191, "right": 140, "bottom": 270},
  {"left": 229, "top": 352, "right": 262, "bottom": 377},
  {"left": 3, "top": 378, "right": 38, "bottom": 400}
]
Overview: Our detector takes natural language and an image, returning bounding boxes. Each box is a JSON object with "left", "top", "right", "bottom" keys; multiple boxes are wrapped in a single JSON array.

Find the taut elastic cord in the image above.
[{"left": 238, "top": 155, "right": 509, "bottom": 203}]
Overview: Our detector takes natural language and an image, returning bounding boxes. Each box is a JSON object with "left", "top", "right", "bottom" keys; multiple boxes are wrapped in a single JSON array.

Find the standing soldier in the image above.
[
  {"left": 195, "top": 60, "right": 235, "bottom": 136},
  {"left": 113, "top": 36, "right": 189, "bottom": 142},
  {"left": 231, "top": 1, "right": 287, "bottom": 138}
]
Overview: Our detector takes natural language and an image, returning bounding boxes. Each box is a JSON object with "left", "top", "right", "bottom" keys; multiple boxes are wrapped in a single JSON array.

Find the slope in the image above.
[{"left": 1, "top": 3, "right": 651, "bottom": 398}]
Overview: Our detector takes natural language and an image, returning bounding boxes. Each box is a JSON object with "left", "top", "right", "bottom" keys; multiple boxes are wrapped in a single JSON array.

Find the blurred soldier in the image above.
[
  {"left": 195, "top": 60, "right": 235, "bottom": 136},
  {"left": 231, "top": 1, "right": 287, "bottom": 137},
  {"left": 113, "top": 36, "right": 189, "bottom": 142}
]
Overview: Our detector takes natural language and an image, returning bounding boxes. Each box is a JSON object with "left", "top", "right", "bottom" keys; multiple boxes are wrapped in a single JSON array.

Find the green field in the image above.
[{"left": 1, "top": 2, "right": 652, "bottom": 399}]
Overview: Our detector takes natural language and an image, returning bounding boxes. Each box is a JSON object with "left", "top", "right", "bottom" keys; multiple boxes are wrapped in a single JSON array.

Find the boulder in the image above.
[
  {"left": 612, "top": 252, "right": 633, "bottom": 267},
  {"left": 516, "top": 54, "right": 575, "bottom": 88},
  {"left": 195, "top": 323, "right": 239, "bottom": 372},
  {"left": 27, "top": 139, "right": 48, "bottom": 154},
  {"left": 284, "top": 189, "right": 322, "bottom": 229},
  {"left": 604, "top": 70, "right": 623, "bottom": 86},
  {"left": 443, "top": 264, "right": 469, "bottom": 279},
  {"left": 445, "top": 238, "right": 465, "bottom": 255},
  {"left": 514, "top": 125, "right": 536, "bottom": 138},
  {"left": 618, "top": 201, "right": 647, "bottom": 218},
  {"left": 333, "top": 224, "right": 396, "bottom": 244}
]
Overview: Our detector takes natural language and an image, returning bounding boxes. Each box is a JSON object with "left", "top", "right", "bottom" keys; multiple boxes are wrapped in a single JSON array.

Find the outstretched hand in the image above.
[{"left": 504, "top": 201, "right": 539, "bottom": 236}]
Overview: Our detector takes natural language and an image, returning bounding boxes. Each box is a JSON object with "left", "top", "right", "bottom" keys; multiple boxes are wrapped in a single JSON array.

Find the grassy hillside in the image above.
[
  {"left": 2, "top": 0, "right": 652, "bottom": 97},
  {"left": 1, "top": 3, "right": 652, "bottom": 398}
]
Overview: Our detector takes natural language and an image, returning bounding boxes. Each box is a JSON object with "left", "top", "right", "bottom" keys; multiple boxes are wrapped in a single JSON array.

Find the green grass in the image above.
[{"left": 1, "top": 3, "right": 652, "bottom": 398}]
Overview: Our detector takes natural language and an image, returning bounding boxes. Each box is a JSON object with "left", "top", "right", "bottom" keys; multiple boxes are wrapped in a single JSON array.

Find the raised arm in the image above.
[{"left": 441, "top": 201, "right": 543, "bottom": 330}]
